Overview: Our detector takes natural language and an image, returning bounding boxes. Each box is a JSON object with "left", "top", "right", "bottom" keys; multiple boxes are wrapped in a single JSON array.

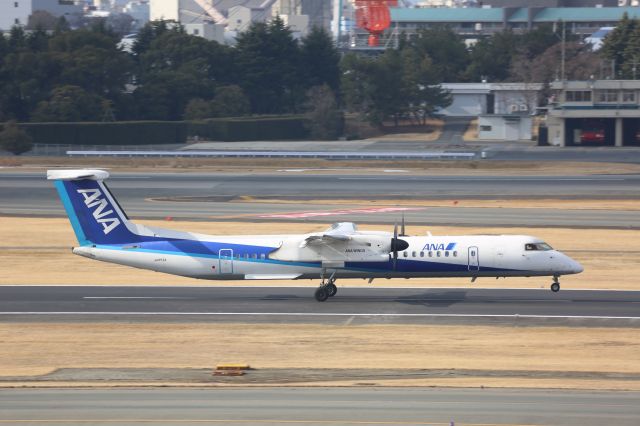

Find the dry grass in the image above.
[
  {"left": 1, "top": 323, "right": 639, "bottom": 390},
  {"left": 236, "top": 197, "right": 640, "bottom": 211},
  {"left": 3, "top": 157, "right": 640, "bottom": 175},
  {"left": 0, "top": 217, "right": 638, "bottom": 290},
  {"left": 463, "top": 119, "right": 478, "bottom": 141}
]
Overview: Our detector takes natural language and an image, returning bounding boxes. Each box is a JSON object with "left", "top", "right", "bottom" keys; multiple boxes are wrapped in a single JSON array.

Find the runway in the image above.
[
  {"left": 1, "top": 171, "right": 639, "bottom": 227},
  {"left": 2, "top": 286, "right": 639, "bottom": 326},
  {"left": 1, "top": 387, "right": 639, "bottom": 426}
]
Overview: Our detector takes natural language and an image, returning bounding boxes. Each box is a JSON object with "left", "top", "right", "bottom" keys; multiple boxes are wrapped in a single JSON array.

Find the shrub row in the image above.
[
  {"left": 8, "top": 116, "right": 311, "bottom": 146},
  {"left": 18, "top": 121, "right": 188, "bottom": 145},
  {"left": 187, "top": 116, "right": 310, "bottom": 142}
]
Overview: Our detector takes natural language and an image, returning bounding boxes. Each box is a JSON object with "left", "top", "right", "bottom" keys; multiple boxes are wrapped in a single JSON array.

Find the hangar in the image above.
[{"left": 546, "top": 79, "right": 640, "bottom": 147}]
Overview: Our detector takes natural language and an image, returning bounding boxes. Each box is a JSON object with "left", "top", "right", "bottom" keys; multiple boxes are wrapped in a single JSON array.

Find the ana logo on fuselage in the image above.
[
  {"left": 77, "top": 188, "right": 121, "bottom": 235},
  {"left": 422, "top": 242, "right": 457, "bottom": 251}
]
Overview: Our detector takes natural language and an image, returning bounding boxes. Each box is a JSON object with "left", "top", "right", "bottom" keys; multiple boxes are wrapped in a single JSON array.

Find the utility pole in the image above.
[{"left": 560, "top": 19, "right": 566, "bottom": 82}]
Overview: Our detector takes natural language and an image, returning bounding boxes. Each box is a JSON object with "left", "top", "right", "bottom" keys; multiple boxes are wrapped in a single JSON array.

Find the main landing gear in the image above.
[
  {"left": 315, "top": 271, "right": 337, "bottom": 302},
  {"left": 551, "top": 275, "right": 560, "bottom": 293}
]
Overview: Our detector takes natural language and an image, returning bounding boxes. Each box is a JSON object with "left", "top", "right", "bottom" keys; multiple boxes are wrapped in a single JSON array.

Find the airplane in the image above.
[{"left": 48, "top": 169, "right": 584, "bottom": 302}]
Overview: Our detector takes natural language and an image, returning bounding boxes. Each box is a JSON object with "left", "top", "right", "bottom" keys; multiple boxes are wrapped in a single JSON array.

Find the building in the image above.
[
  {"left": 386, "top": 6, "right": 640, "bottom": 42},
  {"left": 480, "top": 0, "right": 618, "bottom": 7},
  {"left": 547, "top": 79, "right": 640, "bottom": 146},
  {"left": 439, "top": 83, "right": 542, "bottom": 116},
  {"left": 438, "top": 82, "right": 542, "bottom": 141},
  {"left": 0, "top": 1, "right": 32, "bottom": 31},
  {"left": 32, "top": 0, "right": 83, "bottom": 17}
]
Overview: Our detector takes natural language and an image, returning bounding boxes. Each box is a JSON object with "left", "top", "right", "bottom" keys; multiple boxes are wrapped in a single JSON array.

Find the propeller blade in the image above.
[
  {"left": 400, "top": 213, "right": 406, "bottom": 236},
  {"left": 392, "top": 222, "right": 398, "bottom": 270}
]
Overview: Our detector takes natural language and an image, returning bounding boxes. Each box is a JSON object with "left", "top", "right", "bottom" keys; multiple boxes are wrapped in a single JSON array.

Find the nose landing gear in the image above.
[
  {"left": 315, "top": 271, "right": 338, "bottom": 302},
  {"left": 550, "top": 275, "right": 560, "bottom": 293}
]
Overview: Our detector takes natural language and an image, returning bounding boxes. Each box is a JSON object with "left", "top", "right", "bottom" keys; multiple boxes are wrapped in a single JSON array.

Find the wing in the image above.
[{"left": 301, "top": 222, "right": 358, "bottom": 247}]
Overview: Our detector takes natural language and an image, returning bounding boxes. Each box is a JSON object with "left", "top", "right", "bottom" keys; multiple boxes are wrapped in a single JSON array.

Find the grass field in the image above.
[{"left": 1, "top": 323, "right": 639, "bottom": 390}]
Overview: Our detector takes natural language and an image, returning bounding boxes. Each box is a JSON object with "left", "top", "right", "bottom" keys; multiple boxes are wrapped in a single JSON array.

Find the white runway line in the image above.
[
  {"left": 1, "top": 312, "right": 639, "bottom": 320},
  {"left": 83, "top": 297, "right": 194, "bottom": 300}
]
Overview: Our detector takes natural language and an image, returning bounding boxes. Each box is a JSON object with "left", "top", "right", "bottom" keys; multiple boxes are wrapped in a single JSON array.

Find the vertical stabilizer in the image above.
[{"left": 47, "top": 169, "right": 140, "bottom": 245}]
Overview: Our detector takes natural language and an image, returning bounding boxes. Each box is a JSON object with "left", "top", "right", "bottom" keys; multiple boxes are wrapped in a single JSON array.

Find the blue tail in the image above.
[{"left": 48, "top": 170, "right": 141, "bottom": 246}]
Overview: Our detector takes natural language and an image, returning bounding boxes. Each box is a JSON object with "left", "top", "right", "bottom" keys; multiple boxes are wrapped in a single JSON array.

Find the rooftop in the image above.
[{"left": 390, "top": 6, "right": 640, "bottom": 23}]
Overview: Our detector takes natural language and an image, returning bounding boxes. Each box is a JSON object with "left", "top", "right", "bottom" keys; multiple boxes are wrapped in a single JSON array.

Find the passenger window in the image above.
[
  {"left": 412, "top": 251, "right": 416, "bottom": 257},
  {"left": 252, "top": 253, "right": 257, "bottom": 259},
  {"left": 428, "top": 251, "right": 433, "bottom": 257},
  {"left": 453, "top": 251, "right": 458, "bottom": 257},
  {"left": 403, "top": 251, "right": 408, "bottom": 258},
  {"left": 437, "top": 251, "right": 441, "bottom": 257},
  {"left": 445, "top": 251, "right": 449, "bottom": 257},
  {"left": 260, "top": 253, "right": 265, "bottom": 259},
  {"left": 420, "top": 251, "right": 424, "bottom": 257}
]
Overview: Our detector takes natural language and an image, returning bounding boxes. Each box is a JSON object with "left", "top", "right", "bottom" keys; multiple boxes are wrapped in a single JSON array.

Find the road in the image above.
[
  {"left": 1, "top": 286, "right": 638, "bottom": 326},
  {"left": 1, "top": 172, "right": 639, "bottom": 228},
  {"left": 1, "top": 387, "right": 638, "bottom": 426}
]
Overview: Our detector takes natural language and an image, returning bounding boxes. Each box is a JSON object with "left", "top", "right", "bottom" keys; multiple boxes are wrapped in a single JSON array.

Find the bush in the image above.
[
  {"left": 187, "top": 116, "right": 309, "bottom": 141},
  {"left": 0, "top": 121, "right": 33, "bottom": 155},
  {"left": 19, "top": 121, "right": 188, "bottom": 145}
]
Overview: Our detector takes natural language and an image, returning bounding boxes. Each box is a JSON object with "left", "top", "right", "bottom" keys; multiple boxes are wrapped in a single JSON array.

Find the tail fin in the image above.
[{"left": 48, "top": 169, "right": 141, "bottom": 245}]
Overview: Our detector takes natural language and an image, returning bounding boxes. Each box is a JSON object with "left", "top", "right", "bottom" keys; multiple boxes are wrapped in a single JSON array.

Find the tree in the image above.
[
  {"left": 184, "top": 98, "right": 213, "bottom": 120},
  {"left": 304, "top": 85, "right": 342, "bottom": 140},
  {"left": 601, "top": 12, "right": 637, "bottom": 76},
  {"left": 32, "top": 85, "right": 105, "bottom": 122},
  {"left": 0, "top": 120, "right": 33, "bottom": 155},
  {"left": 299, "top": 27, "right": 341, "bottom": 93},
  {"left": 410, "top": 27, "right": 469, "bottom": 82},
  {"left": 466, "top": 30, "right": 517, "bottom": 82},
  {"left": 210, "top": 85, "right": 250, "bottom": 117},
  {"left": 234, "top": 17, "right": 302, "bottom": 114}
]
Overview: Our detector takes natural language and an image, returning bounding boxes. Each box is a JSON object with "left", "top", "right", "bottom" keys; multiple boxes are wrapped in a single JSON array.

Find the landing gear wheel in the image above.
[
  {"left": 315, "top": 286, "right": 329, "bottom": 302},
  {"left": 326, "top": 283, "right": 337, "bottom": 297},
  {"left": 551, "top": 282, "right": 560, "bottom": 293}
]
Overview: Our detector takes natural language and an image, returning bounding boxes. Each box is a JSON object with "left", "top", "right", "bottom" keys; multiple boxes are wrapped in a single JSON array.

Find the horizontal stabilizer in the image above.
[{"left": 47, "top": 169, "right": 109, "bottom": 181}]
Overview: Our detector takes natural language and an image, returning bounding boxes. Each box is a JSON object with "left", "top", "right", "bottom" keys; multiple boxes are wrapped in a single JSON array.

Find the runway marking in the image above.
[
  {"left": 1, "top": 312, "right": 639, "bottom": 320},
  {"left": 0, "top": 421, "right": 535, "bottom": 425},
  {"left": 82, "top": 297, "right": 193, "bottom": 300},
  {"left": 258, "top": 207, "right": 425, "bottom": 219}
]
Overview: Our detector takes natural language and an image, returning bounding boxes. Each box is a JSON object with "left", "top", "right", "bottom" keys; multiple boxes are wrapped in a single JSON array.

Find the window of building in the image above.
[
  {"left": 597, "top": 90, "right": 618, "bottom": 103},
  {"left": 480, "top": 125, "right": 492, "bottom": 131},
  {"left": 193, "top": 29, "right": 199, "bottom": 35},
  {"left": 565, "top": 91, "right": 591, "bottom": 102},
  {"left": 14, "top": 18, "right": 20, "bottom": 24},
  {"left": 622, "top": 90, "right": 636, "bottom": 103},
  {"left": 14, "top": 2, "right": 19, "bottom": 7}
]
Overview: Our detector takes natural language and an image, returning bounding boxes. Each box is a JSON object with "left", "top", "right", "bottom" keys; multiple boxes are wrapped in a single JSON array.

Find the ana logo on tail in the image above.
[{"left": 77, "top": 188, "right": 121, "bottom": 235}]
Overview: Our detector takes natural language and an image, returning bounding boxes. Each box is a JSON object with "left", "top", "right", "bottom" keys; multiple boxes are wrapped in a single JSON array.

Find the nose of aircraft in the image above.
[{"left": 565, "top": 255, "right": 584, "bottom": 274}]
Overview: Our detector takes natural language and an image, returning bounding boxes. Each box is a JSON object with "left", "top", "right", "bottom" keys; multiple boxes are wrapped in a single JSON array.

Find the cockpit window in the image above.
[{"left": 525, "top": 242, "right": 553, "bottom": 251}]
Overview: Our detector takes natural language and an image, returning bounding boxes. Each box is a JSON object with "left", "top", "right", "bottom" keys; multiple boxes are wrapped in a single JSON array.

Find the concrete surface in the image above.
[
  {"left": 0, "top": 387, "right": 638, "bottom": 425},
  {"left": 1, "top": 286, "right": 638, "bottom": 326}
]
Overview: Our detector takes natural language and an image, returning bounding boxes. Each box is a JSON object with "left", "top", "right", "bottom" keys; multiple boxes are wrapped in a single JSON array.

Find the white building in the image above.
[
  {"left": 0, "top": 0, "right": 32, "bottom": 31},
  {"left": 438, "top": 82, "right": 542, "bottom": 141}
]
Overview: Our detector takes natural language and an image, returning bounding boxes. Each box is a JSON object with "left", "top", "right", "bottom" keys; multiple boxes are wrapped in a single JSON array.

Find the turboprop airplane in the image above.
[{"left": 48, "top": 169, "right": 583, "bottom": 302}]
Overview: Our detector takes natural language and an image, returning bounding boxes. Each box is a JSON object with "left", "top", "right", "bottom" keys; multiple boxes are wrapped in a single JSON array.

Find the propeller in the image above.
[
  {"left": 390, "top": 221, "right": 409, "bottom": 271},
  {"left": 400, "top": 213, "right": 406, "bottom": 236}
]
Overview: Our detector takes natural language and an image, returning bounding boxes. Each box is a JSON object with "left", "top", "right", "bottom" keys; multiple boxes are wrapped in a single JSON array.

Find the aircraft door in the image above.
[
  {"left": 219, "top": 249, "right": 233, "bottom": 274},
  {"left": 468, "top": 246, "right": 480, "bottom": 271}
]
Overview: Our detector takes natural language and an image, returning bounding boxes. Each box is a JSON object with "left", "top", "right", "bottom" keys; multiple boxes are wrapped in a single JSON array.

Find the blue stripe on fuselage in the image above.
[{"left": 94, "top": 240, "right": 518, "bottom": 274}]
